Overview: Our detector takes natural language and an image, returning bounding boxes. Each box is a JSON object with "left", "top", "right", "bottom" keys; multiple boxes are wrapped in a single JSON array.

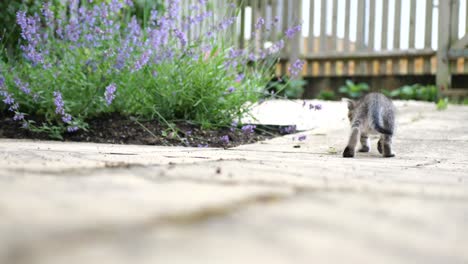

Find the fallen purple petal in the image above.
[{"left": 220, "top": 135, "right": 230, "bottom": 144}]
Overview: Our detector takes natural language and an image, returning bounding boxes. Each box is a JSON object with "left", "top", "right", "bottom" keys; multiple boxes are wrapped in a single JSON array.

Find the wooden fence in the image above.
[
  {"left": 172, "top": 0, "right": 468, "bottom": 92},
  {"left": 233, "top": 0, "right": 468, "bottom": 93}
]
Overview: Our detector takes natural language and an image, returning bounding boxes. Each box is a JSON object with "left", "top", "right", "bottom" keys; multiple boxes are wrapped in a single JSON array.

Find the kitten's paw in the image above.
[
  {"left": 383, "top": 153, "right": 395, "bottom": 158},
  {"left": 343, "top": 147, "right": 355, "bottom": 158},
  {"left": 358, "top": 146, "right": 370, "bottom": 152},
  {"left": 377, "top": 140, "right": 383, "bottom": 154}
]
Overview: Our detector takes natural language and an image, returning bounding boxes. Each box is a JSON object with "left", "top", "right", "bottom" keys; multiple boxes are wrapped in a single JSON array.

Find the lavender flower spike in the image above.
[
  {"left": 285, "top": 24, "right": 302, "bottom": 39},
  {"left": 53, "top": 91, "right": 65, "bottom": 115},
  {"left": 288, "top": 59, "right": 305, "bottom": 77},
  {"left": 255, "top": 17, "right": 265, "bottom": 30},
  {"left": 67, "top": 126, "right": 79, "bottom": 132},
  {"left": 241, "top": 124, "right": 256, "bottom": 134},
  {"left": 13, "top": 113, "right": 25, "bottom": 121},
  {"left": 14, "top": 78, "right": 31, "bottom": 95},
  {"left": 105, "top": 83, "right": 117, "bottom": 105}
]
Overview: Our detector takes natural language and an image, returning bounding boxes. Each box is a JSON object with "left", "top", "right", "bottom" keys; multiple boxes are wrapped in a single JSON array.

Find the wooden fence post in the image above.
[
  {"left": 289, "top": 0, "right": 302, "bottom": 78},
  {"left": 437, "top": 0, "right": 452, "bottom": 91},
  {"left": 238, "top": 0, "right": 245, "bottom": 49}
]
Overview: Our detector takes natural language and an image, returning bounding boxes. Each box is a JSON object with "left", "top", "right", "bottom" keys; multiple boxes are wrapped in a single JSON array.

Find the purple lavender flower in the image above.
[
  {"left": 235, "top": 73, "right": 244, "bottom": 82},
  {"left": 314, "top": 104, "right": 322, "bottom": 110},
  {"left": 42, "top": 2, "right": 54, "bottom": 28},
  {"left": 255, "top": 17, "right": 265, "bottom": 30},
  {"left": 168, "top": 0, "right": 181, "bottom": 19},
  {"left": 104, "top": 83, "right": 117, "bottom": 105},
  {"left": 65, "top": 19, "right": 81, "bottom": 43},
  {"left": 56, "top": 18, "right": 64, "bottom": 39},
  {"left": 241, "top": 124, "right": 256, "bottom": 134},
  {"left": 285, "top": 24, "right": 302, "bottom": 39},
  {"left": 309, "top": 103, "right": 314, "bottom": 110},
  {"left": 248, "top": 53, "right": 256, "bottom": 61},
  {"left": 150, "top": 10, "right": 158, "bottom": 25},
  {"left": 217, "top": 16, "right": 236, "bottom": 31},
  {"left": 220, "top": 135, "right": 230, "bottom": 144},
  {"left": 228, "top": 48, "right": 244, "bottom": 59},
  {"left": 266, "top": 39, "right": 285, "bottom": 55},
  {"left": 67, "top": 126, "right": 79, "bottom": 132},
  {"left": 298, "top": 135, "right": 307, "bottom": 141},
  {"left": 13, "top": 113, "right": 25, "bottom": 121},
  {"left": 206, "top": 31, "right": 214, "bottom": 39},
  {"left": 17, "top": 11, "right": 45, "bottom": 65},
  {"left": 15, "top": 78, "right": 31, "bottom": 95},
  {"left": 0, "top": 76, "right": 5, "bottom": 88},
  {"left": 9, "top": 103, "right": 19, "bottom": 111},
  {"left": 124, "top": 0, "right": 134, "bottom": 7},
  {"left": 288, "top": 59, "right": 305, "bottom": 77},
  {"left": 16, "top": 11, "right": 28, "bottom": 40},
  {"left": 174, "top": 29, "right": 187, "bottom": 47},
  {"left": 62, "top": 113, "right": 72, "bottom": 123},
  {"left": 53, "top": 91, "right": 65, "bottom": 115},
  {"left": 133, "top": 50, "right": 152, "bottom": 72},
  {"left": 109, "top": 0, "right": 124, "bottom": 13},
  {"left": 225, "top": 86, "right": 235, "bottom": 94},
  {"left": 3, "top": 94, "right": 15, "bottom": 105},
  {"left": 280, "top": 125, "right": 297, "bottom": 134}
]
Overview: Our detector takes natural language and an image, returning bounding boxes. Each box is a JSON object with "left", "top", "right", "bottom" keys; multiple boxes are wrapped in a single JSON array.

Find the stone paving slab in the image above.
[{"left": 1, "top": 100, "right": 468, "bottom": 264}]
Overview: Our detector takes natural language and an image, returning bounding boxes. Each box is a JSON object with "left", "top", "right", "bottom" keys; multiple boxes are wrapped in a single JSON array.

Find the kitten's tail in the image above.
[{"left": 371, "top": 107, "right": 393, "bottom": 135}]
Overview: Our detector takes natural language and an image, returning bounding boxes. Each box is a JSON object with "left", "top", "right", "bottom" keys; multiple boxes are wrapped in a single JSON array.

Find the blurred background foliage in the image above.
[{"left": 0, "top": 0, "right": 165, "bottom": 59}]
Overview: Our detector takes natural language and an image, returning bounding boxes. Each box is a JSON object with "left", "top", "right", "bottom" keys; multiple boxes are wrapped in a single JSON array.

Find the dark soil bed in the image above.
[{"left": 0, "top": 112, "right": 283, "bottom": 148}]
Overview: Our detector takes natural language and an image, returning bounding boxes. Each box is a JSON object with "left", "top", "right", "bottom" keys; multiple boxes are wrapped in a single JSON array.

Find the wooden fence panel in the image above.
[
  {"left": 393, "top": 0, "right": 402, "bottom": 75},
  {"left": 424, "top": 0, "right": 433, "bottom": 74},
  {"left": 380, "top": 0, "right": 389, "bottom": 75},
  {"left": 408, "top": 0, "right": 417, "bottom": 74},
  {"left": 344, "top": 0, "right": 351, "bottom": 75},
  {"left": 466, "top": 0, "right": 468, "bottom": 72},
  {"left": 307, "top": 0, "right": 315, "bottom": 75},
  {"left": 205, "top": 0, "right": 468, "bottom": 87},
  {"left": 451, "top": 0, "right": 460, "bottom": 74}
]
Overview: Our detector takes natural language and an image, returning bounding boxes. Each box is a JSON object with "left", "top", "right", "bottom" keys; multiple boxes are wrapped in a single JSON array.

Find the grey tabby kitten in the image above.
[{"left": 343, "top": 92, "right": 396, "bottom": 158}]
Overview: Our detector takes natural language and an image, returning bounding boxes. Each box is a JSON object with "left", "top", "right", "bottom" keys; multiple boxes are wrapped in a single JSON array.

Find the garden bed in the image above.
[{"left": 0, "top": 112, "right": 280, "bottom": 148}]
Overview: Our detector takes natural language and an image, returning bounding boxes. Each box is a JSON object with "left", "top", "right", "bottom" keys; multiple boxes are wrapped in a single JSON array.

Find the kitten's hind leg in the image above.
[
  {"left": 358, "top": 133, "right": 370, "bottom": 152},
  {"left": 343, "top": 127, "right": 360, "bottom": 158},
  {"left": 377, "top": 139, "right": 383, "bottom": 154},
  {"left": 380, "top": 134, "right": 395, "bottom": 158}
]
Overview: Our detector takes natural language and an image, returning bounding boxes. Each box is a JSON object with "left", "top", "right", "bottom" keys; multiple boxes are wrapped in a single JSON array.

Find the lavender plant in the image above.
[{"left": 0, "top": 0, "right": 303, "bottom": 139}]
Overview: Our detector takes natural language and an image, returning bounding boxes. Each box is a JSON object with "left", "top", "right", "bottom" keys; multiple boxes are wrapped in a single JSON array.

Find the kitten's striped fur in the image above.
[{"left": 343, "top": 93, "right": 396, "bottom": 158}]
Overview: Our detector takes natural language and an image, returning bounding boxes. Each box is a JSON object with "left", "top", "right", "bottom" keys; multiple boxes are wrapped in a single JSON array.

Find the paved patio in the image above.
[{"left": 1, "top": 100, "right": 467, "bottom": 264}]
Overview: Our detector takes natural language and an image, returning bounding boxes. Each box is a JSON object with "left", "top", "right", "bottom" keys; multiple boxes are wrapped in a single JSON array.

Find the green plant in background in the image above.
[
  {"left": 389, "top": 84, "right": 438, "bottom": 102},
  {"left": 316, "top": 89, "right": 336, "bottom": 100},
  {"left": 338, "top": 80, "right": 369, "bottom": 99},
  {"left": 437, "top": 98, "right": 449, "bottom": 110},
  {"left": 266, "top": 76, "right": 306, "bottom": 99},
  {"left": 0, "top": 0, "right": 50, "bottom": 58}
]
